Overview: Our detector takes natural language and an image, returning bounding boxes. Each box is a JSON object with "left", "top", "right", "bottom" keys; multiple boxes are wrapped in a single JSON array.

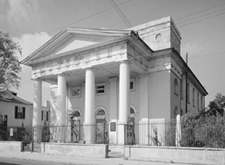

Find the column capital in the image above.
[
  {"left": 109, "top": 76, "right": 118, "bottom": 82},
  {"left": 32, "top": 78, "right": 42, "bottom": 82},
  {"left": 139, "top": 74, "right": 149, "bottom": 78},
  {"left": 118, "top": 60, "right": 131, "bottom": 65}
]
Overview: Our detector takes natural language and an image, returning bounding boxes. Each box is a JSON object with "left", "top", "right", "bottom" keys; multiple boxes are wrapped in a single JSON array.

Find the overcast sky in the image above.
[{"left": 0, "top": 0, "right": 225, "bottom": 106}]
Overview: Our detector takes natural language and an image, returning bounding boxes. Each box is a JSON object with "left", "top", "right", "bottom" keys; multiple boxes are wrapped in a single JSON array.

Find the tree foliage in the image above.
[
  {"left": 178, "top": 94, "right": 225, "bottom": 148},
  {"left": 0, "top": 31, "right": 21, "bottom": 92}
]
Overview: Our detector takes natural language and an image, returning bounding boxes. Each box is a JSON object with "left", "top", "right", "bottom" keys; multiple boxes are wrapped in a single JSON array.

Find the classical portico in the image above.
[
  {"left": 20, "top": 16, "right": 208, "bottom": 147},
  {"left": 22, "top": 27, "right": 151, "bottom": 144}
]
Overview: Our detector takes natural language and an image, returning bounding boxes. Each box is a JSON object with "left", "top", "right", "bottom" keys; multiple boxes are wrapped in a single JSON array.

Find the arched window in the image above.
[
  {"left": 174, "top": 106, "right": 178, "bottom": 116},
  {"left": 193, "top": 88, "right": 195, "bottom": 107},
  {"left": 187, "top": 83, "right": 190, "bottom": 103},
  {"left": 73, "top": 111, "right": 80, "bottom": 117},
  {"left": 97, "top": 110, "right": 105, "bottom": 116},
  {"left": 130, "top": 108, "right": 135, "bottom": 114},
  {"left": 180, "top": 79, "right": 183, "bottom": 99},
  {"left": 180, "top": 109, "right": 183, "bottom": 116},
  {"left": 174, "top": 78, "right": 178, "bottom": 95}
]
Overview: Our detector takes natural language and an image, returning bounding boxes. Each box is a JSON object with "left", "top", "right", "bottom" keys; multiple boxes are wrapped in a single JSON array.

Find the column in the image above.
[
  {"left": 139, "top": 75, "right": 149, "bottom": 145},
  {"left": 33, "top": 79, "right": 42, "bottom": 142},
  {"left": 109, "top": 77, "right": 118, "bottom": 144},
  {"left": 84, "top": 68, "right": 95, "bottom": 143},
  {"left": 57, "top": 74, "right": 67, "bottom": 142},
  {"left": 118, "top": 61, "right": 130, "bottom": 145}
]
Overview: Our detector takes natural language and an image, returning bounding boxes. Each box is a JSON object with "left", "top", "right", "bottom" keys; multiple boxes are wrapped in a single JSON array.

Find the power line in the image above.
[
  {"left": 19, "top": 0, "right": 132, "bottom": 44},
  {"left": 176, "top": 6, "right": 225, "bottom": 26},
  {"left": 109, "top": 0, "right": 186, "bottom": 28},
  {"left": 178, "top": 11, "right": 225, "bottom": 27},
  {"left": 176, "top": 1, "right": 225, "bottom": 21},
  {"left": 0, "top": 25, "right": 39, "bottom": 52},
  {"left": 109, "top": 0, "right": 133, "bottom": 29},
  {"left": 189, "top": 51, "right": 225, "bottom": 59}
]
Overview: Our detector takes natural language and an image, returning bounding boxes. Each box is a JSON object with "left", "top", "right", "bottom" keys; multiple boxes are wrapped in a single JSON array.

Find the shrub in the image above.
[{"left": 180, "top": 112, "right": 225, "bottom": 148}]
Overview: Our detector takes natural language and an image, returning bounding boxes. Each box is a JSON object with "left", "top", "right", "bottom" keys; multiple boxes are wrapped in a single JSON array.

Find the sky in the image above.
[{"left": 0, "top": 0, "right": 225, "bottom": 106}]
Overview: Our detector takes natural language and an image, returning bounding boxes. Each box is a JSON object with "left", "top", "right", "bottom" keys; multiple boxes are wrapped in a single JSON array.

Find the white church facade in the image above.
[{"left": 22, "top": 17, "right": 207, "bottom": 145}]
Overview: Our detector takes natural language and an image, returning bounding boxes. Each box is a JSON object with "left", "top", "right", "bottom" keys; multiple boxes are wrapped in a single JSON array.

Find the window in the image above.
[
  {"left": 201, "top": 96, "right": 204, "bottom": 109},
  {"left": 193, "top": 88, "right": 195, "bottom": 107},
  {"left": 197, "top": 93, "right": 199, "bottom": 109},
  {"left": 180, "top": 79, "right": 183, "bottom": 99},
  {"left": 15, "top": 106, "right": 25, "bottom": 119},
  {"left": 174, "top": 78, "right": 178, "bottom": 95},
  {"left": 96, "top": 83, "right": 105, "bottom": 95},
  {"left": 42, "top": 111, "right": 49, "bottom": 121},
  {"left": 130, "top": 78, "right": 135, "bottom": 91},
  {"left": 181, "top": 109, "right": 183, "bottom": 116},
  {"left": 187, "top": 83, "right": 190, "bottom": 103},
  {"left": 71, "top": 86, "right": 81, "bottom": 98},
  {"left": 110, "top": 122, "right": 116, "bottom": 132},
  {"left": 74, "top": 111, "right": 81, "bottom": 117},
  {"left": 174, "top": 106, "right": 178, "bottom": 116},
  {"left": 97, "top": 110, "right": 105, "bottom": 116}
]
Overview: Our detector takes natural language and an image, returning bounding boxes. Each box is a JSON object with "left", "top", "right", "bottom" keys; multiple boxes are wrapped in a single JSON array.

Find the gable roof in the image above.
[
  {"left": 21, "top": 28, "right": 133, "bottom": 65},
  {"left": 0, "top": 91, "right": 32, "bottom": 105}
]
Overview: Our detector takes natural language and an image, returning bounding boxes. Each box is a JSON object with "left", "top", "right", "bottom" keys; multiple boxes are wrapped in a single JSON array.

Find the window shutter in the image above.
[
  {"left": 15, "top": 106, "right": 18, "bottom": 118},
  {"left": 46, "top": 111, "right": 48, "bottom": 121},
  {"left": 22, "top": 107, "right": 25, "bottom": 119},
  {"left": 41, "top": 111, "right": 43, "bottom": 121}
]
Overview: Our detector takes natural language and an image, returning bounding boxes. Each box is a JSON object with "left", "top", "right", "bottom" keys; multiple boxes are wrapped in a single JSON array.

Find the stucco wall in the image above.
[
  {"left": 0, "top": 141, "right": 22, "bottom": 153},
  {"left": 148, "top": 71, "right": 170, "bottom": 121},
  {"left": 42, "top": 143, "right": 108, "bottom": 158},
  {"left": 125, "top": 146, "right": 225, "bottom": 165},
  {"left": 0, "top": 101, "right": 32, "bottom": 128}
]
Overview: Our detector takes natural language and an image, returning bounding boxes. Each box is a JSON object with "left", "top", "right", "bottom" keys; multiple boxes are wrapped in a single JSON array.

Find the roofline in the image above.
[
  {"left": 21, "top": 28, "right": 132, "bottom": 65},
  {"left": 0, "top": 99, "right": 32, "bottom": 105},
  {"left": 171, "top": 48, "right": 208, "bottom": 95}
]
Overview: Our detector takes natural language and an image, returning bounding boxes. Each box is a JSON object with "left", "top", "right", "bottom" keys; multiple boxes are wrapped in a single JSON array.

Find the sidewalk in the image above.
[{"left": 0, "top": 152, "right": 187, "bottom": 165}]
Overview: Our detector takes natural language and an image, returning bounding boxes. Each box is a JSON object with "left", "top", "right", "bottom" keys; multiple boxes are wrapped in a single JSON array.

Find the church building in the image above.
[{"left": 22, "top": 16, "right": 208, "bottom": 145}]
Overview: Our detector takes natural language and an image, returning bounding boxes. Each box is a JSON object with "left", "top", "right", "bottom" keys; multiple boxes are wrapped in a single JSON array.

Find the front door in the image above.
[
  {"left": 96, "top": 119, "right": 105, "bottom": 143},
  {"left": 71, "top": 120, "right": 80, "bottom": 142},
  {"left": 127, "top": 117, "right": 135, "bottom": 145}
]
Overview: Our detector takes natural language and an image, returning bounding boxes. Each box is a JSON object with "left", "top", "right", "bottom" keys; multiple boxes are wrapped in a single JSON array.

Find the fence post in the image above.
[{"left": 31, "top": 126, "right": 34, "bottom": 153}]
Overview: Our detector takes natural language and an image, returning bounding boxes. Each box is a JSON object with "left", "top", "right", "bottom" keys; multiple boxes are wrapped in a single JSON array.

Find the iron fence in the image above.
[{"left": 1, "top": 121, "right": 225, "bottom": 149}]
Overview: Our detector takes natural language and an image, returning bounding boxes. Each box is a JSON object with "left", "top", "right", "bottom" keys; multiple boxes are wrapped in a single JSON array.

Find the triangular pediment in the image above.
[
  {"left": 56, "top": 39, "right": 98, "bottom": 55},
  {"left": 22, "top": 28, "right": 131, "bottom": 65}
]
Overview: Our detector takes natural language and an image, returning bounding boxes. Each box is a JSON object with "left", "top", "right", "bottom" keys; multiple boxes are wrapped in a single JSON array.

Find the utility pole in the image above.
[{"left": 185, "top": 53, "right": 188, "bottom": 114}]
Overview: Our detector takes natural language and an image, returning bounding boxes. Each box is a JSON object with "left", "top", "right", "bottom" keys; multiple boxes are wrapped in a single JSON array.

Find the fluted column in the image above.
[
  {"left": 118, "top": 60, "right": 130, "bottom": 145},
  {"left": 33, "top": 79, "right": 42, "bottom": 142},
  {"left": 57, "top": 74, "right": 67, "bottom": 142},
  {"left": 84, "top": 68, "right": 95, "bottom": 143}
]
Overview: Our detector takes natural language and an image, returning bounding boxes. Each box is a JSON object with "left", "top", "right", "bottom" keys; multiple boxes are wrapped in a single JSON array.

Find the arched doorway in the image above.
[
  {"left": 127, "top": 107, "right": 136, "bottom": 145},
  {"left": 70, "top": 110, "right": 81, "bottom": 142},
  {"left": 96, "top": 109, "right": 107, "bottom": 143}
]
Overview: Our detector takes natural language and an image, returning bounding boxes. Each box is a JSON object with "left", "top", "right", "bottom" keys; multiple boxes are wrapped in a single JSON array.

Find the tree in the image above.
[
  {"left": 214, "top": 93, "right": 225, "bottom": 109},
  {"left": 0, "top": 31, "right": 21, "bottom": 93},
  {"left": 205, "top": 93, "right": 225, "bottom": 116}
]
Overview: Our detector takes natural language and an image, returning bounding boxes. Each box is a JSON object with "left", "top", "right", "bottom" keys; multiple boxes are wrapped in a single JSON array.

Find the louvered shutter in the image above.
[
  {"left": 22, "top": 107, "right": 25, "bottom": 119},
  {"left": 15, "top": 106, "right": 18, "bottom": 118},
  {"left": 41, "top": 111, "right": 43, "bottom": 121},
  {"left": 46, "top": 111, "right": 49, "bottom": 121}
]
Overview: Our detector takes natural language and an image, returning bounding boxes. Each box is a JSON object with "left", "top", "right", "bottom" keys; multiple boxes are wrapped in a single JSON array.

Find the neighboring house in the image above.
[
  {"left": 21, "top": 16, "right": 208, "bottom": 145},
  {"left": 0, "top": 90, "right": 50, "bottom": 140}
]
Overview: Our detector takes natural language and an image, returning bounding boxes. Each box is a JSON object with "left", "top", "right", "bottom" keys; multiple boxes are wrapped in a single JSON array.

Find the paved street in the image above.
[
  {"left": 0, "top": 158, "right": 57, "bottom": 165},
  {"left": 0, "top": 152, "right": 191, "bottom": 165}
]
